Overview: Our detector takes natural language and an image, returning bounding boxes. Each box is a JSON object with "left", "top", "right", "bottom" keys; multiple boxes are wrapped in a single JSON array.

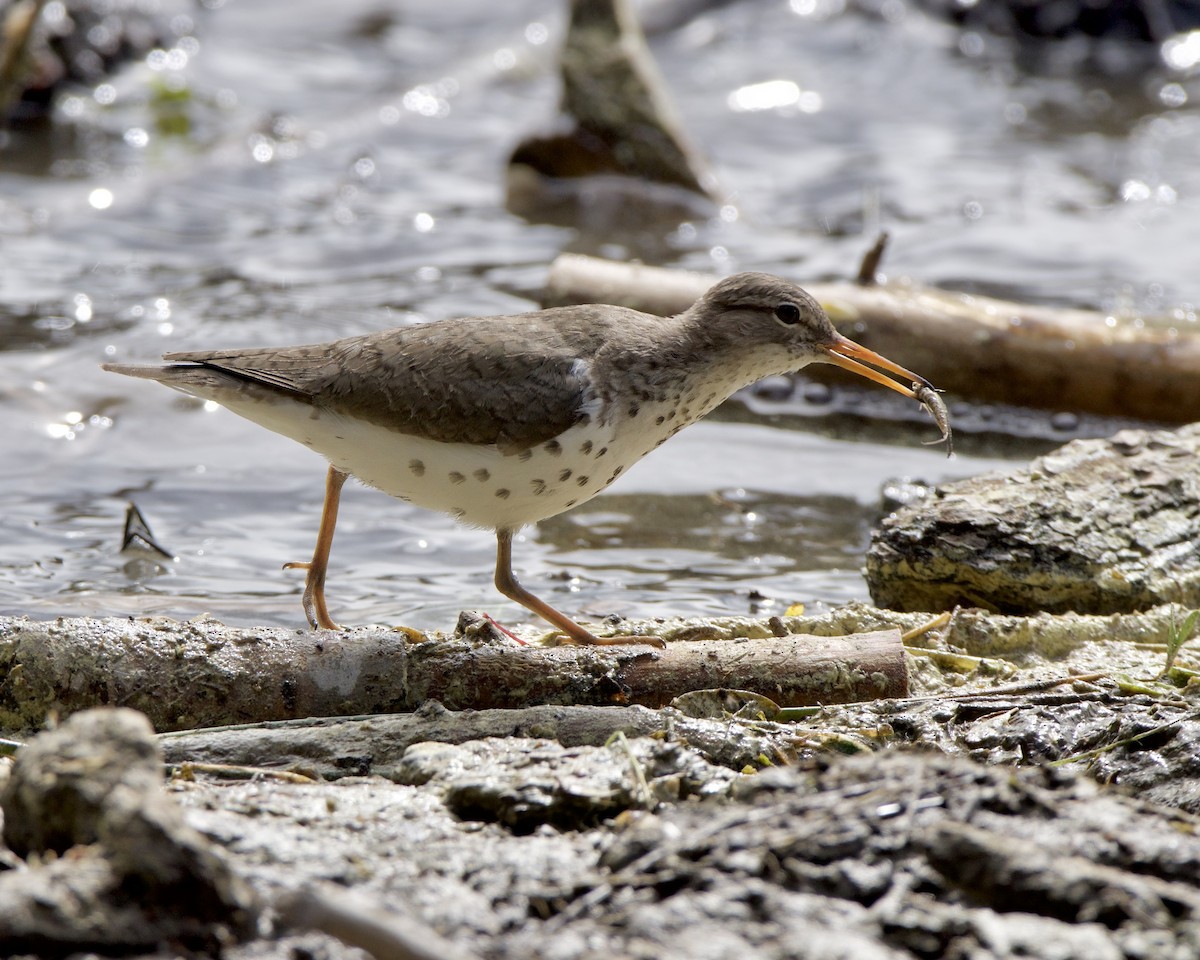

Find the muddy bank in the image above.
[
  {"left": 4, "top": 602, "right": 1200, "bottom": 956},
  {"left": 7, "top": 706, "right": 1200, "bottom": 959}
]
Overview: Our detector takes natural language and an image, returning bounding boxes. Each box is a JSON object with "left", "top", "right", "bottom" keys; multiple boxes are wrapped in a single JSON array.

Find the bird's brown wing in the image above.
[{"left": 162, "top": 310, "right": 617, "bottom": 453}]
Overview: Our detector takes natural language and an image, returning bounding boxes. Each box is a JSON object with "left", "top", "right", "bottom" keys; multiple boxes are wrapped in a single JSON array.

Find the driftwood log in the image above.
[
  {"left": 506, "top": 0, "right": 719, "bottom": 223},
  {"left": 543, "top": 254, "right": 1200, "bottom": 423},
  {"left": 0, "top": 616, "right": 906, "bottom": 732},
  {"left": 867, "top": 423, "right": 1200, "bottom": 615}
]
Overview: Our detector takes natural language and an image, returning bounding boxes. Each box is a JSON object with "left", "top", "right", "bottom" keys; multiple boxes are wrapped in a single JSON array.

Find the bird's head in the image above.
[{"left": 691, "top": 272, "right": 929, "bottom": 400}]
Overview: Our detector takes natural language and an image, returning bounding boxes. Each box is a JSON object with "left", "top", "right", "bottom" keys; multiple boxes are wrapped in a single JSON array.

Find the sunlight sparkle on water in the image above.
[
  {"left": 47, "top": 411, "right": 84, "bottom": 441},
  {"left": 1162, "top": 31, "right": 1200, "bottom": 70},
  {"left": 727, "top": 80, "right": 821, "bottom": 114}
]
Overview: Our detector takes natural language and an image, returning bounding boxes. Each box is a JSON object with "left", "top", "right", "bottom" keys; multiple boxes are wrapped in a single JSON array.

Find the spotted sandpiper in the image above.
[{"left": 103, "top": 272, "right": 940, "bottom": 645}]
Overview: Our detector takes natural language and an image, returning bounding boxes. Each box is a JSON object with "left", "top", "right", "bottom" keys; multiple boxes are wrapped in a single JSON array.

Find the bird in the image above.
[{"left": 103, "top": 272, "right": 938, "bottom": 646}]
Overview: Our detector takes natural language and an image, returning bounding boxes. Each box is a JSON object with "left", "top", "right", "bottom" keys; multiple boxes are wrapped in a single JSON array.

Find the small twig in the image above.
[
  {"left": 276, "top": 885, "right": 484, "bottom": 960},
  {"left": 905, "top": 647, "right": 1013, "bottom": 675},
  {"left": 121, "top": 502, "right": 174, "bottom": 559},
  {"left": 1048, "top": 708, "right": 1200, "bottom": 768},
  {"left": 606, "top": 730, "right": 653, "bottom": 807},
  {"left": 168, "top": 761, "right": 318, "bottom": 784},
  {"left": 856, "top": 231, "right": 890, "bottom": 285},
  {"left": 874, "top": 673, "right": 1109, "bottom": 706},
  {"left": 901, "top": 611, "right": 952, "bottom": 644},
  {"left": 952, "top": 672, "right": 1109, "bottom": 697}
]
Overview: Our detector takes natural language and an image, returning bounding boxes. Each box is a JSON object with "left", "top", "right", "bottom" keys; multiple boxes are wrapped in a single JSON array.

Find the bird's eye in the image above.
[{"left": 774, "top": 302, "right": 801, "bottom": 324}]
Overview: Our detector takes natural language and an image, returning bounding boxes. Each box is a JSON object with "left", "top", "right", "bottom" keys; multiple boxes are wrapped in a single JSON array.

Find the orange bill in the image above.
[{"left": 822, "top": 334, "right": 931, "bottom": 399}]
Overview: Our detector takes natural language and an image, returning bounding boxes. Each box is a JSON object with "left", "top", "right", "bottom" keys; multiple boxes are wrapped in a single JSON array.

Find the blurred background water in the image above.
[{"left": 1, "top": 0, "right": 1197, "bottom": 633}]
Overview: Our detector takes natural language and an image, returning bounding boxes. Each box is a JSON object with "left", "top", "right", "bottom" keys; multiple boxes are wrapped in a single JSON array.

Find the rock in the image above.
[
  {"left": 1, "top": 707, "right": 161, "bottom": 856},
  {"left": 398, "top": 735, "right": 736, "bottom": 832},
  {"left": 1, "top": 0, "right": 178, "bottom": 124},
  {"left": 867, "top": 424, "right": 1200, "bottom": 614},
  {"left": 0, "top": 707, "right": 257, "bottom": 953},
  {"left": 915, "top": 0, "right": 1200, "bottom": 44}
]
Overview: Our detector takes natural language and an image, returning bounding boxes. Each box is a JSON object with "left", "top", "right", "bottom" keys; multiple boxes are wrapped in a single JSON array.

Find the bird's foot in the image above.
[{"left": 282, "top": 560, "right": 342, "bottom": 631}]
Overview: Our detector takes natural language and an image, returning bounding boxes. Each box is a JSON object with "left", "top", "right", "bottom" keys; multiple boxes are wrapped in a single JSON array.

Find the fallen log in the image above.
[
  {"left": 543, "top": 254, "right": 1200, "bottom": 423},
  {"left": 0, "top": 616, "right": 906, "bottom": 733}
]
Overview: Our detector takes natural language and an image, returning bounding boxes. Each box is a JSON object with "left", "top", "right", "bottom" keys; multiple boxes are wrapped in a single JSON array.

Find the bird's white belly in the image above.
[{"left": 214, "top": 393, "right": 676, "bottom": 529}]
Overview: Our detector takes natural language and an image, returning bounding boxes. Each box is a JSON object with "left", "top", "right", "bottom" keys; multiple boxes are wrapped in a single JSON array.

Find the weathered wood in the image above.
[
  {"left": 155, "top": 702, "right": 815, "bottom": 780},
  {"left": 544, "top": 254, "right": 1200, "bottom": 423},
  {"left": 0, "top": 616, "right": 907, "bottom": 733},
  {"left": 405, "top": 630, "right": 905, "bottom": 711},
  {"left": 867, "top": 424, "right": 1200, "bottom": 615},
  {"left": 615, "top": 631, "right": 905, "bottom": 708}
]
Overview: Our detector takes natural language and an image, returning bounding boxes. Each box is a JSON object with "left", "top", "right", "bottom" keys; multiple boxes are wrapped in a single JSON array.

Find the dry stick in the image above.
[
  {"left": 877, "top": 673, "right": 1110, "bottom": 705},
  {"left": 1048, "top": 708, "right": 1200, "bottom": 768},
  {"left": 169, "top": 761, "right": 317, "bottom": 784},
  {"left": 277, "top": 886, "right": 483, "bottom": 960},
  {"left": 901, "top": 611, "right": 952, "bottom": 644},
  {"left": 856, "top": 231, "right": 890, "bottom": 286}
]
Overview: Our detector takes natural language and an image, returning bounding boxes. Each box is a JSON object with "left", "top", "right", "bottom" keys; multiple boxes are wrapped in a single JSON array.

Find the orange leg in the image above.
[
  {"left": 492, "top": 528, "right": 664, "bottom": 648},
  {"left": 283, "top": 465, "right": 348, "bottom": 630}
]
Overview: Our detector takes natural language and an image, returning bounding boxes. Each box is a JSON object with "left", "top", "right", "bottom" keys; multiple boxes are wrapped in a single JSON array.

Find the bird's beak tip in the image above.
[{"left": 822, "top": 339, "right": 924, "bottom": 399}]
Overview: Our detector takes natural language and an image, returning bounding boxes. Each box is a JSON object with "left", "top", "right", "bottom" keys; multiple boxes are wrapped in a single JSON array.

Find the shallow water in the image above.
[{"left": 1, "top": 0, "right": 1196, "bottom": 633}]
